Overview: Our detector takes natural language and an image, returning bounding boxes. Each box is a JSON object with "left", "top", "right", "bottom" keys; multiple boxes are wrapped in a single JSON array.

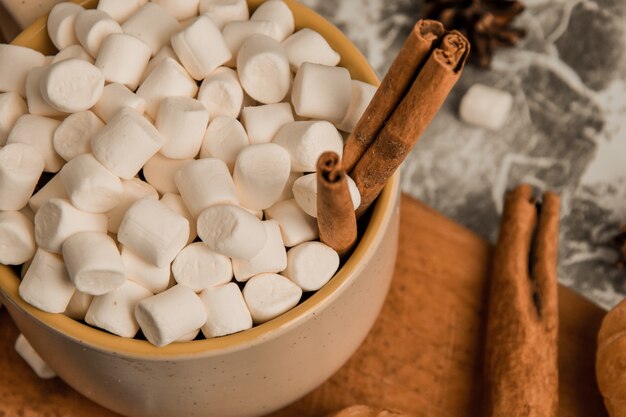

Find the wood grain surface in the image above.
[{"left": 0, "top": 195, "right": 609, "bottom": 417}]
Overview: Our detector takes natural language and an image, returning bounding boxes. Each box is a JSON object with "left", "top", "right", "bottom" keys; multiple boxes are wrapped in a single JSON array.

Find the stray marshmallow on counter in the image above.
[
  {"left": 25, "top": 66, "right": 66, "bottom": 117},
  {"left": 153, "top": 0, "right": 199, "bottom": 20},
  {"left": 199, "top": 116, "right": 249, "bottom": 169},
  {"left": 7, "top": 114, "right": 63, "bottom": 173},
  {"left": 0, "top": 92, "right": 27, "bottom": 145},
  {"left": 51, "top": 45, "right": 94, "bottom": 64},
  {"left": 143, "top": 153, "right": 193, "bottom": 194},
  {"left": 159, "top": 193, "right": 197, "bottom": 243},
  {"left": 283, "top": 241, "right": 339, "bottom": 291},
  {"left": 156, "top": 96, "right": 209, "bottom": 159},
  {"left": 92, "top": 83, "right": 146, "bottom": 123},
  {"left": 74, "top": 9, "right": 123, "bottom": 57},
  {"left": 232, "top": 220, "right": 286, "bottom": 282},
  {"left": 0, "top": 211, "right": 36, "bottom": 265},
  {"left": 122, "top": 3, "right": 181, "bottom": 56},
  {"left": 0, "top": 143, "right": 44, "bottom": 211},
  {"left": 240, "top": 102, "right": 293, "bottom": 144},
  {"left": 135, "top": 284, "right": 207, "bottom": 347},
  {"left": 197, "top": 67, "right": 243, "bottom": 119},
  {"left": 292, "top": 172, "right": 361, "bottom": 218},
  {"left": 459, "top": 84, "right": 513, "bottom": 131},
  {"left": 250, "top": 0, "right": 294, "bottom": 42},
  {"left": 264, "top": 198, "right": 318, "bottom": 247},
  {"left": 282, "top": 29, "right": 340, "bottom": 71},
  {"left": 105, "top": 178, "right": 158, "bottom": 234},
  {"left": 97, "top": 0, "right": 144, "bottom": 23},
  {"left": 64, "top": 290, "right": 94, "bottom": 320},
  {"left": 95, "top": 33, "right": 152, "bottom": 91},
  {"left": 15, "top": 334, "right": 56, "bottom": 379},
  {"left": 243, "top": 273, "right": 302, "bottom": 324},
  {"left": 40, "top": 59, "right": 104, "bottom": 113},
  {"left": 19, "top": 249, "right": 75, "bottom": 313},
  {"left": 47, "top": 2, "right": 83, "bottom": 51},
  {"left": 199, "top": 0, "right": 249, "bottom": 30},
  {"left": 53, "top": 110, "right": 105, "bottom": 161},
  {"left": 199, "top": 282, "right": 252, "bottom": 338},
  {"left": 29, "top": 174, "right": 68, "bottom": 214},
  {"left": 336, "top": 80, "right": 377, "bottom": 133},
  {"left": 222, "top": 20, "right": 280, "bottom": 65},
  {"left": 121, "top": 246, "right": 171, "bottom": 294},
  {"left": 0, "top": 44, "right": 46, "bottom": 97},
  {"left": 172, "top": 242, "right": 232, "bottom": 291}
]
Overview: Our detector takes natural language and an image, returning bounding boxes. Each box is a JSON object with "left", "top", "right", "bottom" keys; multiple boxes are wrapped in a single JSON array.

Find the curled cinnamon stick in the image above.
[
  {"left": 597, "top": 297, "right": 626, "bottom": 417},
  {"left": 342, "top": 19, "right": 445, "bottom": 173},
  {"left": 316, "top": 151, "right": 357, "bottom": 257},
  {"left": 351, "top": 30, "right": 469, "bottom": 217},
  {"left": 484, "top": 184, "right": 560, "bottom": 417}
]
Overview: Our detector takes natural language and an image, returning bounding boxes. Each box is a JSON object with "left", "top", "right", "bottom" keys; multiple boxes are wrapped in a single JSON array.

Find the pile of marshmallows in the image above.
[{"left": 0, "top": 0, "right": 376, "bottom": 347}]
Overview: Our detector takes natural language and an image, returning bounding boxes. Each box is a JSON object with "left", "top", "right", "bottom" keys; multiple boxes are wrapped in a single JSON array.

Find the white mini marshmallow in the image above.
[
  {"left": 97, "top": 0, "right": 144, "bottom": 23},
  {"left": 0, "top": 44, "right": 46, "bottom": 97},
  {"left": 118, "top": 198, "right": 189, "bottom": 267},
  {"left": 175, "top": 158, "right": 238, "bottom": 217},
  {"left": 241, "top": 102, "right": 293, "bottom": 144},
  {"left": 0, "top": 211, "right": 36, "bottom": 265},
  {"left": 95, "top": 33, "right": 151, "bottom": 90},
  {"left": 53, "top": 111, "right": 104, "bottom": 161},
  {"left": 172, "top": 242, "right": 232, "bottom": 291},
  {"left": 135, "top": 284, "right": 207, "bottom": 347},
  {"left": 232, "top": 220, "right": 286, "bottom": 282},
  {"left": 29, "top": 174, "right": 68, "bottom": 214},
  {"left": 199, "top": 282, "right": 252, "bottom": 338},
  {"left": 121, "top": 246, "right": 170, "bottom": 294},
  {"left": 250, "top": 0, "right": 294, "bottom": 41},
  {"left": 156, "top": 96, "right": 209, "bottom": 159},
  {"left": 282, "top": 28, "right": 340, "bottom": 71},
  {"left": 19, "top": 249, "right": 75, "bottom": 313},
  {"left": 459, "top": 84, "right": 513, "bottom": 131},
  {"left": 59, "top": 154, "right": 124, "bottom": 213},
  {"left": 105, "top": 178, "right": 158, "bottom": 234},
  {"left": 233, "top": 143, "right": 290, "bottom": 210},
  {"left": 160, "top": 193, "right": 197, "bottom": 244},
  {"left": 199, "top": 116, "right": 249, "bottom": 169},
  {"left": 91, "top": 107, "right": 164, "bottom": 179},
  {"left": 197, "top": 67, "right": 243, "bottom": 119},
  {"left": 336, "top": 80, "right": 377, "bottom": 133},
  {"left": 92, "top": 83, "right": 146, "bottom": 123},
  {"left": 0, "top": 92, "right": 27, "bottom": 145},
  {"left": 7, "top": 114, "right": 63, "bottom": 172},
  {"left": 143, "top": 153, "right": 193, "bottom": 194},
  {"left": 40, "top": 59, "right": 104, "bottom": 113},
  {"left": 0, "top": 143, "right": 44, "bottom": 211},
  {"left": 199, "top": 0, "right": 249, "bottom": 30},
  {"left": 15, "top": 334, "right": 56, "bottom": 379},
  {"left": 264, "top": 198, "right": 318, "bottom": 247},
  {"left": 34, "top": 198, "right": 108, "bottom": 253},
  {"left": 25, "top": 66, "right": 66, "bottom": 117},
  {"left": 276, "top": 171, "right": 301, "bottom": 202},
  {"left": 64, "top": 290, "right": 93, "bottom": 320},
  {"left": 47, "top": 2, "right": 83, "bottom": 50},
  {"left": 136, "top": 58, "right": 198, "bottom": 119},
  {"left": 237, "top": 34, "right": 290, "bottom": 104},
  {"left": 51, "top": 44, "right": 94, "bottom": 64},
  {"left": 222, "top": 20, "right": 279, "bottom": 66},
  {"left": 283, "top": 241, "right": 339, "bottom": 291},
  {"left": 74, "top": 9, "right": 123, "bottom": 57},
  {"left": 272, "top": 120, "right": 343, "bottom": 172},
  {"left": 139, "top": 46, "right": 179, "bottom": 85},
  {"left": 85, "top": 280, "right": 152, "bottom": 338},
  {"left": 153, "top": 0, "right": 199, "bottom": 20},
  {"left": 291, "top": 62, "right": 352, "bottom": 123},
  {"left": 292, "top": 172, "right": 360, "bottom": 218},
  {"left": 122, "top": 3, "right": 181, "bottom": 56},
  {"left": 197, "top": 204, "right": 266, "bottom": 259},
  {"left": 243, "top": 273, "right": 301, "bottom": 324}
]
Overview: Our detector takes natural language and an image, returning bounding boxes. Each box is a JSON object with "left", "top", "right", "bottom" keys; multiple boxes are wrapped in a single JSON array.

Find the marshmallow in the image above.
[
  {"left": 175, "top": 158, "right": 238, "bottom": 217},
  {"left": 40, "top": 59, "right": 104, "bottom": 113},
  {"left": 233, "top": 143, "right": 291, "bottom": 210},
  {"left": 118, "top": 198, "right": 189, "bottom": 267},
  {"left": 152, "top": 0, "right": 199, "bottom": 20},
  {"left": 160, "top": 193, "right": 197, "bottom": 244},
  {"left": 64, "top": 291, "right": 93, "bottom": 320},
  {"left": 34, "top": 198, "right": 108, "bottom": 253},
  {"left": 199, "top": 282, "right": 252, "bottom": 338},
  {"left": 15, "top": 334, "right": 56, "bottom": 379},
  {"left": 74, "top": 9, "right": 123, "bottom": 57},
  {"left": 197, "top": 67, "right": 243, "bottom": 119},
  {"left": 85, "top": 280, "right": 152, "bottom": 338},
  {"left": 121, "top": 246, "right": 170, "bottom": 294},
  {"left": 283, "top": 241, "right": 339, "bottom": 291},
  {"left": 122, "top": 3, "right": 181, "bottom": 56},
  {"left": 92, "top": 83, "right": 146, "bottom": 123},
  {"left": 25, "top": 66, "right": 66, "bottom": 117},
  {"left": 272, "top": 121, "right": 343, "bottom": 172},
  {"left": 29, "top": 174, "right": 68, "bottom": 214},
  {"left": 51, "top": 44, "right": 94, "bottom": 64},
  {"left": 282, "top": 28, "right": 340, "bottom": 71},
  {"left": 336, "top": 80, "right": 377, "bottom": 133},
  {"left": 242, "top": 273, "right": 301, "bottom": 324},
  {"left": 197, "top": 204, "right": 267, "bottom": 259},
  {"left": 0, "top": 44, "right": 46, "bottom": 97},
  {"left": 59, "top": 154, "right": 124, "bottom": 213},
  {"left": 199, "top": 116, "right": 249, "bottom": 169},
  {"left": 91, "top": 107, "right": 164, "bottom": 179},
  {"left": 136, "top": 58, "right": 198, "bottom": 119},
  {"left": 139, "top": 46, "right": 179, "bottom": 85},
  {"left": 0, "top": 143, "right": 45, "bottom": 210},
  {"left": 291, "top": 62, "right": 352, "bottom": 123},
  {"left": 97, "top": 0, "right": 144, "bottom": 23},
  {"left": 53, "top": 111, "right": 105, "bottom": 161},
  {"left": 172, "top": 242, "right": 232, "bottom": 291},
  {"left": 276, "top": 171, "right": 301, "bottom": 202},
  {"left": 7, "top": 114, "right": 63, "bottom": 173},
  {"left": 19, "top": 249, "right": 75, "bottom": 313},
  {"left": 95, "top": 33, "right": 151, "bottom": 90},
  {"left": 143, "top": 153, "right": 193, "bottom": 194},
  {"left": 222, "top": 20, "right": 279, "bottom": 66},
  {"left": 0, "top": 211, "right": 36, "bottom": 265},
  {"left": 241, "top": 102, "right": 293, "bottom": 144},
  {"left": 156, "top": 96, "right": 209, "bottom": 159},
  {"left": 105, "top": 178, "right": 158, "bottom": 234},
  {"left": 264, "top": 198, "right": 318, "bottom": 247},
  {"left": 459, "top": 84, "right": 514, "bottom": 131},
  {"left": 199, "top": 0, "right": 249, "bottom": 30},
  {"left": 237, "top": 34, "right": 290, "bottom": 104},
  {"left": 250, "top": 0, "right": 294, "bottom": 42},
  {"left": 135, "top": 284, "right": 207, "bottom": 347},
  {"left": 292, "top": 172, "right": 360, "bottom": 218},
  {"left": 47, "top": 2, "right": 83, "bottom": 50},
  {"left": 0, "top": 92, "right": 27, "bottom": 146},
  {"left": 232, "top": 220, "right": 286, "bottom": 282}
]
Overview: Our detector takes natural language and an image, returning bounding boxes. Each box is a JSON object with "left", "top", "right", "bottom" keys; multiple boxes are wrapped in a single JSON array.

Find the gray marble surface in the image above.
[{"left": 301, "top": 0, "right": 626, "bottom": 309}]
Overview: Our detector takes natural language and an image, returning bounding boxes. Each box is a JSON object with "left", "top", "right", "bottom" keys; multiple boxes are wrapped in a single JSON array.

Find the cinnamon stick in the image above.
[
  {"left": 316, "top": 151, "right": 357, "bottom": 257},
  {"left": 597, "top": 297, "right": 626, "bottom": 417},
  {"left": 351, "top": 30, "right": 469, "bottom": 217},
  {"left": 484, "top": 184, "right": 560, "bottom": 417},
  {"left": 328, "top": 405, "right": 412, "bottom": 417},
  {"left": 342, "top": 19, "right": 444, "bottom": 173}
]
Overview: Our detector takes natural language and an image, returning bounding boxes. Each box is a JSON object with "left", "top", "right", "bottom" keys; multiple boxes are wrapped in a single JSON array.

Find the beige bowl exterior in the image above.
[{"left": 0, "top": 1, "right": 401, "bottom": 416}]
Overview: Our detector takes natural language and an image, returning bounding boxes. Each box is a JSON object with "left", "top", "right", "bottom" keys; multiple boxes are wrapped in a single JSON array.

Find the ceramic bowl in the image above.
[{"left": 0, "top": 1, "right": 401, "bottom": 416}]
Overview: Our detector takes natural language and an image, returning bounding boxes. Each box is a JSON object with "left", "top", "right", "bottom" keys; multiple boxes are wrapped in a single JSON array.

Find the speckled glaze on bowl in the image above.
[{"left": 0, "top": 1, "right": 401, "bottom": 416}]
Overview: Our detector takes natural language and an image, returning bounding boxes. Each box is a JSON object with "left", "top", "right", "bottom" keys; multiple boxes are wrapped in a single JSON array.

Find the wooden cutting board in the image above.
[{"left": 0, "top": 195, "right": 609, "bottom": 417}]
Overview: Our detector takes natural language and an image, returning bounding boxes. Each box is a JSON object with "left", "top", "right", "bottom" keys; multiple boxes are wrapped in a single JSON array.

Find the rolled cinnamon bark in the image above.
[
  {"left": 351, "top": 30, "right": 469, "bottom": 217},
  {"left": 342, "top": 19, "right": 444, "bottom": 173},
  {"left": 597, "top": 297, "right": 626, "bottom": 417},
  {"left": 316, "top": 151, "right": 357, "bottom": 258},
  {"left": 484, "top": 184, "right": 560, "bottom": 417}
]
